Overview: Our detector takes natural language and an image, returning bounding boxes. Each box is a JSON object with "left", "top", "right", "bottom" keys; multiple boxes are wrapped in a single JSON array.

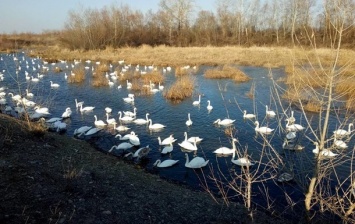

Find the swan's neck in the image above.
[{"left": 185, "top": 154, "right": 189, "bottom": 165}]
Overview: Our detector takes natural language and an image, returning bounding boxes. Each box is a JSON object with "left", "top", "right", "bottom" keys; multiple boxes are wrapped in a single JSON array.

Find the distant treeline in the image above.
[{"left": 2, "top": 0, "right": 355, "bottom": 50}]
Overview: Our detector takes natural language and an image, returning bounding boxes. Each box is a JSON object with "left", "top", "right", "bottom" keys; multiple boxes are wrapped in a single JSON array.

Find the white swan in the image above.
[
  {"left": 185, "top": 113, "right": 193, "bottom": 126},
  {"left": 50, "top": 81, "right": 60, "bottom": 88},
  {"left": 207, "top": 100, "right": 213, "bottom": 111},
  {"left": 106, "top": 113, "right": 117, "bottom": 125},
  {"left": 126, "top": 80, "right": 132, "bottom": 89},
  {"left": 161, "top": 143, "right": 173, "bottom": 154},
  {"left": 213, "top": 138, "right": 238, "bottom": 155},
  {"left": 184, "top": 153, "right": 209, "bottom": 169},
  {"left": 94, "top": 115, "right": 107, "bottom": 126},
  {"left": 158, "top": 135, "right": 177, "bottom": 145},
  {"left": 75, "top": 99, "right": 84, "bottom": 108},
  {"left": 158, "top": 82, "right": 164, "bottom": 90},
  {"left": 213, "top": 118, "right": 235, "bottom": 126},
  {"left": 123, "top": 94, "right": 134, "bottom": 103},
  {"left": 109, "top": 142, "right": 134, "bottom": 152},
  {"left": 31, "top": 76, "right": 39, "bottom": 82},
  {"left": 74, "top": 126, "right": 92, "bottom": 136},
  {"left": 118, "top": 111, "right": 135, "bottom": 122},
  {"left": 243, "top": 110, "right": 256, "bottom": 119},
  {"left": 123, "top": 107, "right": 137, "bottom": 117},
  {"left": 148, "top": 119, "right": 166, "bottom": 130},
  {"left": 61, "top": 107, "right": 72, "bottom": 118},
  {"left": 231, "top": 150, "right": 254, "bottom": 167},
  {"left": 105, "top": 107, "right": 112, "bottom": 114},
  {"left": 113, "top": 123, "right": 130, "bottom": 132},
  {"left": 115, "top": 132, "right": 133, "bottom": 141},
  {"left": 128, "top": 132, "right": 140, "bottom": 146},
  {"left": 46, "top": 117, "right": 62, "bottom": 123},
  {"left": 124, "top": 145, "right": 150, "bottom": 159},
  {"left": 286, "top": 131, "right": 297, "bottom": 140},
  {"left": 26, "top": 89, "right": 34, "bottom": 98},
  {"left": 8, "top": 92, "right": 22, "bottom": 101},
  {"left": 187, "top": 136, "right": 203, "bottom": 144},
  {"left": 83, "top": 127, "right": 102, "bottom": 136},
  {"left": 80, "top": 104, "right": 95, "bottom": 113},
  {"left": 178, "top": 133, "right": 197, "bottom": 151},
  {"left": 153, "top": 159, "right": 179, "bottom": 168},
  {"left": 254, "top": 121, "right": 274, "bottom": 134},
  {"left": 333, "top": 123, "right": 353, "bottom": 138},
  {"left": 288, "top": 110, "right": 296, "bottom": 124},
  {"left": 312, "top": 142, "right": 338, "bottom": 157},
  {"left": 34, "top": 106, "right": 50, "bottom": 114},
  {"left": 133, "top": 113, "right": 149, "bottom": 125},
  {"left": 265, "top": 105, "right": 276, "bottom": 117},
  {"left": 285, "top": 119, "right": 304, "bottom": 132},
  {"left": 192, "top": 95, "right": 201, "bottom": 106},
  {"left": 334, "top": 139, "right": 348, "bottom": 149}
]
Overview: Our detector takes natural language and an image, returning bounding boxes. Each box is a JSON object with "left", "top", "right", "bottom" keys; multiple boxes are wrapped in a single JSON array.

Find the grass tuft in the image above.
[
  {"left": 164, "top": 75, "right": 195, "bottom": 102},
  {"left": 68, "top": 65, "right": 85, "bottom": 83},
  {"left": 205, "top": 65, "right": 250, "bottom": 82}
]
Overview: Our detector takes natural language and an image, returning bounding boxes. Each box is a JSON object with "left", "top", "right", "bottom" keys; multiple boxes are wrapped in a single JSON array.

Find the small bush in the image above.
[
  {"left": 205, "top": 65, "right": 250, "bottom": 82},
  {"left": 164, "top": 75, "right": 195, "bottom": 102},
  {"left": 68, "top": 65, "right": 85, "bottom": 83},
  {"left": 54, "top": 67, "right": 62, "bottom": 73},
  {"left": 96, "top": 63, "right": 110, "bottom": 73},
  {"left": 303, "top": 101, "right": 322, "bottom": 113},
  {"left": 141, "top": 71, "right": 165, "bottom": 85}
]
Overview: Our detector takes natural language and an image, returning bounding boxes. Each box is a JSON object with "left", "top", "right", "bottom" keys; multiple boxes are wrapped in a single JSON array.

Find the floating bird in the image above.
[
  {"left": 192, "top": 95, "right": 201, "bottom": 106},
  {"left": 185, "top": 113, "right": 193, "bottom": 126},
  {"left": 282, "top": 139, "right": 304, "bottom": 151},
  {"left": 312, "top": 142, "right": 338, "bottom": 157},
  {"left": 285, "top": 119, "right": 304, "bottom": 132},
  {"left": 213, "top": 118, "right": 235, "bottom": 126},
  {"left": 124, "top": 145, "right": 150, "bottom": 160},
  {"left": 153, "top": 159, "right": 179, "bottom": 168},
  {"left": 161, "top": 143, "right": 173, "bottom": 154},
  {"left": 158, "top": 135, "right": 177, "bottom": 145},
  {"left": 109, "top": 142, "right": 134, "bottom": 152},
  {"left": 118, "top": 111, "right": 135, "bottom": 122},
  {"left": 213, "top": 138, "right": 238, "bottom": 155},
  {"left": 265, "top": 105, "right": 276, "bottom": 117},
  {"left": 123, "top": 94, "right": 134, "bottom": 103},
  {"left": 277, "top": 172, "right": 293, "bottom": 183},
  {"left": 243, "top": 110, "right": 256, "bottom": 119},
  {"left": 26, "top": 89, "right": 34, "bottom": 98},
  {"left": 178, "top": 133, "right": 197, "bottom": 151},
  {"left": 333, "top": 139, "right": 348, "bottom": 149},
  {"left": 231, "top": 150, "right": 254, "bottom": 167},
  {"left": 106, "top": 113, "right": 117, "bottom": 125},
  {"left": 94, "top": 115, "right": 107, "bottom": 126},
  {"left": 46, "top": 117, "right": 62, "bottom": 123},
  {"left": 61, "top": 107, "right": 72, "bottom": 118},
  {"left": 80, "top": 104, "right": 95, "bottom": 113},
  {"left": 184, "top": 153, "right": 209, "bottom": 169},
  {"left": 113, "top": 123, "right": 130, "bottom": 132},
  {"left": 74, "top": 126, "right": 92, "bottom": 136},
  {"left": 105, "top": 107, "right": 112, "bottom": 114},
  {"left": 207, "top": 100, "right": 213, "bottom": 111},
  {"left": 333, "top": 123, "right": 353, "bottom": 138},
  {"left": 286, "top": 131, "right": 297, "bottom": 140},
  {"left": 75, "top": 99, "right": 84, "bottom": 108},
  {"left": 133, "top": 113, "right": 150, "bottom": 125},
  {"left": 148, "top": 119, "right": 166, "bottom": 130},
  {"left": 254, "top": 121, "right": 274, "bottom": 134},
  {"left": 50, "top": 81, "right": 60, "bottom": 88},
  {"left": 123, "top": 107, "right": 137, "bottom": 117}
]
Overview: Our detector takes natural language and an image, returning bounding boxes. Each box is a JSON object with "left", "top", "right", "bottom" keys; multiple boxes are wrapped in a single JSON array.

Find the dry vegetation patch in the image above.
[
  {"left": 67, "top": 65, "right": 86, "bottom": 83},
  {"left": 205, "top": 65, "right": 251, "bottom": 82},
  {"left": 164, "top": 75, "right": 195, "bottom": 102}
]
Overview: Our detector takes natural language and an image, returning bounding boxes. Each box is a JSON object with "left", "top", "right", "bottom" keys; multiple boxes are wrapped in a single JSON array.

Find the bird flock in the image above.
[{"left": 1, "top": 52, "right": 354, "bottom": 176}]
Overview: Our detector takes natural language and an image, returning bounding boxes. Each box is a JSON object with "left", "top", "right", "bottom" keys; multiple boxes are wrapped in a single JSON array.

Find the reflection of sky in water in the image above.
[{"left": 1, "top": 52, "right": 354, "bottom": 214}]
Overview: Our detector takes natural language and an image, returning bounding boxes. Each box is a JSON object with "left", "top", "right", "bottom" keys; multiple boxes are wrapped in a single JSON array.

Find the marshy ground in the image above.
[{"left": 0, "top": 113, "right": 286, "bottom": 224}]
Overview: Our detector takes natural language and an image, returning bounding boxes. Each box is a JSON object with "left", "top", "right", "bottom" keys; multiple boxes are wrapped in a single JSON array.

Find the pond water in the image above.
[{"left": 1, "top": 51, "right": 354, "bottom": 217}]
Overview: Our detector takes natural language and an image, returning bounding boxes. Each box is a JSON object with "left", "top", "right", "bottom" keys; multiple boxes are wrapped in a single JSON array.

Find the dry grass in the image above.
[
  {"left": 164, "top": 75, "right": 195, "bottom": 102},
  {"left": 92, "top": 71, "right": 109, "bottom": 87},
  {"left": 68, "top": 65, "right": 86, "bottom": 83},
  {"left": 95, "top": 63, "right": 110, "bottom": 73},
  {"left": 205, "top": 65, "right": 250, "bottom": 82},
  {"left": 141, "top": 71, "right": 165, "bottom": 85},
  {"left": 303, "top": 101, "right": 322, "bottom": 113},
  {"left": 284, "top": 66, "right": 327, "bottom": 89}
]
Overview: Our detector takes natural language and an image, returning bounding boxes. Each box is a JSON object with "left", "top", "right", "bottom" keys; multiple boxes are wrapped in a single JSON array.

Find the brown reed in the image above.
[
  {"left": 164, "top": 75, "right": 195, "bottom": 102},
  {"left": 92, "top": 71, "right": 108, "bottom": 87},
  {"left": 67, "top": 65, "right": 85, "bottom": 83},
  {"left": 205, "top": 65, "right": 250, "bottom": 82}
]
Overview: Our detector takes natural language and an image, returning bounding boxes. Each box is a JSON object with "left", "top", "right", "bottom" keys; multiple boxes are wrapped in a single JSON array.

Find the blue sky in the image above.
[{"left": 0, "top": 0, "right": 216, "bottom": 34}]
